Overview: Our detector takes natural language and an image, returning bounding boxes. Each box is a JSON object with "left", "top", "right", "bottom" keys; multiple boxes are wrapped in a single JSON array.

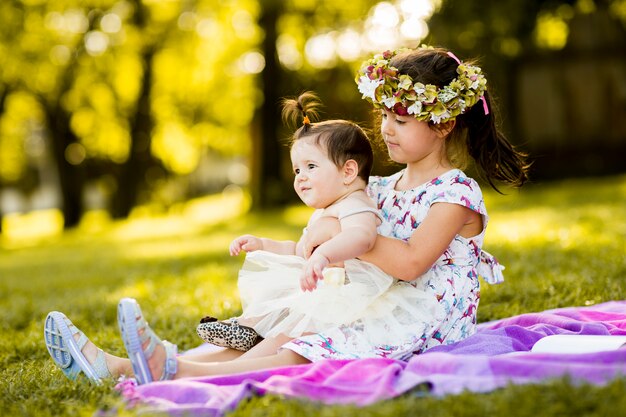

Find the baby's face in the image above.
[{"left": 290, "top": 137, "right": 345, "bottom": 209}]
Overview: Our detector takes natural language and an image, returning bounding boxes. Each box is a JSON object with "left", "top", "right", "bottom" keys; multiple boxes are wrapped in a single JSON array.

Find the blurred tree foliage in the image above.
[
  {"left": 1, "top": 0, "right": 624, "bottom": 229},
  {"left": 0, "top": 0, "right": 260, "bottom": 227}
]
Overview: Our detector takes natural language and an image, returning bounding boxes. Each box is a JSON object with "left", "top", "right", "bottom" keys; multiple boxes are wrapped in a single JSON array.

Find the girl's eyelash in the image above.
[{"left": 381, "top": 112, "right": 407, "bottom": 124}]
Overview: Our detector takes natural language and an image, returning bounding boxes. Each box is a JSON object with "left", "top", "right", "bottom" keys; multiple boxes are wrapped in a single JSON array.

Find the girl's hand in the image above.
[
  {"left": 229, "top": 235, "right": 263, "bottom": 256},
  {"left": 301, "top": 217, "right": 341, "bottom": 259},
  {"left": 301, "top": 252, "right": 330, "bottom": 291}
]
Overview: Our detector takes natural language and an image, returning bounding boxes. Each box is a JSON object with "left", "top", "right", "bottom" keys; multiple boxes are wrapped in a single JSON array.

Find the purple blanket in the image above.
[{"left": 119, "top": 301, "right": 626, "bottom": 416}]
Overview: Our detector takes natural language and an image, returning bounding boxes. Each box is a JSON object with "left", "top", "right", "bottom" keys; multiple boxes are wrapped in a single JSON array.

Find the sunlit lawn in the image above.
[{"left": 1, "top": 175, "right": 625, "bottom": 416}]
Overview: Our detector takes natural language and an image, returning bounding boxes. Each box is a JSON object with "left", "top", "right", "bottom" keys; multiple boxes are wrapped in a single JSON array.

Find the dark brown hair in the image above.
[
  {"left": 282, "top": 91, "right": 374, "bottom": 183},
  {"left": 389, "top": 47, "right": 530, "bottom": 191}
]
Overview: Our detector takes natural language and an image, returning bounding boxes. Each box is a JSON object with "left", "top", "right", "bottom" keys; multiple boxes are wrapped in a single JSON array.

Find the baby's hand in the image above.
[
  {"left": 300, "top": 252, "right": 330, "bottom": 292},
  {"left": 229, "top": 235, "right": 263, "bottom": 256}
]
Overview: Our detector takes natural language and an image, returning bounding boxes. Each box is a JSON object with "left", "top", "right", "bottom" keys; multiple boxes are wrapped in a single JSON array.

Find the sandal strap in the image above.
[
  {"left": 160, "top": 341, "right": 178, "bottom": 381},
  {"left": 130, "top": 304, "right": 160, "bottom": 360},
  {"left": 67, "top": 323, "right": 79, "bottom": 336},
  {"left": 137, "top": 321, "right": 159, "bottom": 358},
  {"left": 92, "top": 349, "right": 113, "bottom": 379},
  {"left": 75, "top": 333, "right": 89, "bottom": 350},
  {"left": 71, "top": 328, "right": 113, "bottom": 379}
]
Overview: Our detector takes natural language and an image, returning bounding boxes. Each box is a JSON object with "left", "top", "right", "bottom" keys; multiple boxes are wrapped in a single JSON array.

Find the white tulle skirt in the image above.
[{"left": 237, "top": 251, "right": 444, "bottom": 343}]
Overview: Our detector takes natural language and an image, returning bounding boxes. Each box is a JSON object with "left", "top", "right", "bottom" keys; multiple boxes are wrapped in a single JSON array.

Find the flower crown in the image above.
[{"left": 355, "top": 47, "right": 488, "bottom": 124}]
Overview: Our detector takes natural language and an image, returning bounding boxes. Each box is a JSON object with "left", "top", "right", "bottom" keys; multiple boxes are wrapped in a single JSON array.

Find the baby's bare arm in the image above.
[
  {"left": 300, "top": 217, "right": 341, "bottom": 259},
  {"left": 230, "top": 234, "right": 296, "bottom": 256},
  {"left": 312, "top": 212, "right": 378, "bottom": 264},
  {"left": 300, "top": 194, "right": 379, "bottom": 291}
]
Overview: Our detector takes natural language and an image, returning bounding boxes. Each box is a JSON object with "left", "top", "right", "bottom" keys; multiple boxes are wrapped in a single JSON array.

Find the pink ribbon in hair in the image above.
[
  {"left": 446, "top": 51, "right": 462, "bottom": 64},
  {"left": 447, "top": 51, "right": 490, "bottom": 116}
]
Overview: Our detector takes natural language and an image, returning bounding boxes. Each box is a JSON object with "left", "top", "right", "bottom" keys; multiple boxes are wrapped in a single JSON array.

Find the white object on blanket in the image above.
[
  {"left": 531, "top": 335, "right": 626, "bottom": 354},
  {"left": 321, "top": 267, "right": 346, "bottom": 287}
]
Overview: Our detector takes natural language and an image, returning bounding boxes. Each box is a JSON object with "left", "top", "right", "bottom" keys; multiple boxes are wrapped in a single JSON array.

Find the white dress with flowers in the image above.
[
  {"left": 237, "top": 204, "right": 403, "bottom": 339},
  {"left": 237, "top": 250, "right": 397, "bottom": 339},
  {"left": 282, "top": 169, "right": 504, "bottom": 361}
]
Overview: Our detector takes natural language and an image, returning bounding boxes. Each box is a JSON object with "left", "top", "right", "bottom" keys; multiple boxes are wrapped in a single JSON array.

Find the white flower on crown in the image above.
[
  {"left": 458, "top": 98, "right": 466, "bottom": 112},
  {"left": 381, "top": 95, "right": 396, "bottom": 109},
  {"left": 407, "top": 101, "right": 423, "bottom": 115},
  {"left": 438, "top": 87, "right": 458, "bottom": 103},
  {"left": 357, "top": 76, "right": 382, "bottom": 100},
  {"left": 430, "top": 111, "right": 451, "bottom": 124}
]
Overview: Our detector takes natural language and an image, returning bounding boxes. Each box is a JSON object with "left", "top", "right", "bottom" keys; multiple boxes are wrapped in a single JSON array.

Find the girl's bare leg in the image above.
[
  {"left": 77, "top": 336, "right": 245, "bottom": 379},
  {"left": 181, "top": 347, "right": 244, "bottom": 363},
  {"left": 130, "top": 319, "right": 309, "bottom": 380},
  {"left": 98, "top": 346, "right": 246, "bottom": 379},
  {"left": 133, "top": 333, "right": 302, "bottom": 380},
  {"left": 175, "top": 348, "right": 310, "bottom": 379},
  {"left": 90, "top": 342, "right": 307, "bottom": 380}
]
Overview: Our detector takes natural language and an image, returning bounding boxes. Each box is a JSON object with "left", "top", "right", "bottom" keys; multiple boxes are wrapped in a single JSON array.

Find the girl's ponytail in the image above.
[{"left": 465, "top": 91, "right": 530, "bottom": 191}]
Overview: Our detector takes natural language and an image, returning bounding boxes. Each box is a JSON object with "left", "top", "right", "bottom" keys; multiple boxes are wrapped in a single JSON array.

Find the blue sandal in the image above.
[
  {"left": 117, "top": 298, "right": 178, "bottom": 385},
  {"left": 43, "top": 311, "right": 112, "bottom": 385}
]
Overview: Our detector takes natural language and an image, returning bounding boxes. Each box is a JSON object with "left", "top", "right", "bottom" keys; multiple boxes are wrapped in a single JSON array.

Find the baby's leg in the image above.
[{"left": 235, "top": 334, "right": 293, "bottom": 360}]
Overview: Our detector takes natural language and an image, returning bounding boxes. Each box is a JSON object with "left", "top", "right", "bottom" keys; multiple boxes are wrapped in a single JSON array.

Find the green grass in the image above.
[{"left": 1, "top": 175, "right": 625, "bottom": 417}]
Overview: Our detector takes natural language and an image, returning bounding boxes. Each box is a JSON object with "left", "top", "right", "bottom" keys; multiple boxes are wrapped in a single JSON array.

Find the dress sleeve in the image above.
[
  {"left": 366, "top": 176, "right": 382, "bottom": 202},
  {"left": 428, "top": 172, "right": 487, "bottom": 217}
]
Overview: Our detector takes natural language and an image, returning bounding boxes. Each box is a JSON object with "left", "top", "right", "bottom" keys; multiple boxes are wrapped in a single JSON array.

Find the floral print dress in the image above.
[{"left": 282, "top": 169, "right": 503, "bottom": 361}]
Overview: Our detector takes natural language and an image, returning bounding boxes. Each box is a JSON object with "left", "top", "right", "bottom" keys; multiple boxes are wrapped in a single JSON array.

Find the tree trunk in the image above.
[
  {"left": 36, "top": 14, "right": 99, "bottom": 229},
  {"left": 110, "top": 0, "right": 160, "bottom": 219},
  {"left": 44, "top": 103, "right": 84, "bottom": 229},
  {"left": 251, "top": 0, "right": 285, "bottom": 209},
  {"left": 111, "top": 46, "right": 156, "bottom": 218}
]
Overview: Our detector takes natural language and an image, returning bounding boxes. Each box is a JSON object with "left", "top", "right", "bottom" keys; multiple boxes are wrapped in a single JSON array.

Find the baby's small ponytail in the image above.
[
  {"left": 281, "top": 91, "right": 321, "bottom": 134},
  {"left": 281, "top": 91, "right": 374, "bottom": 182}
]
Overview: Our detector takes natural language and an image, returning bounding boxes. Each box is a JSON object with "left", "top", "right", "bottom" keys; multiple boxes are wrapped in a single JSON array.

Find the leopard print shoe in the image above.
[{"left": 196, "top": 317, "right": 262, "bottom": 352}]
